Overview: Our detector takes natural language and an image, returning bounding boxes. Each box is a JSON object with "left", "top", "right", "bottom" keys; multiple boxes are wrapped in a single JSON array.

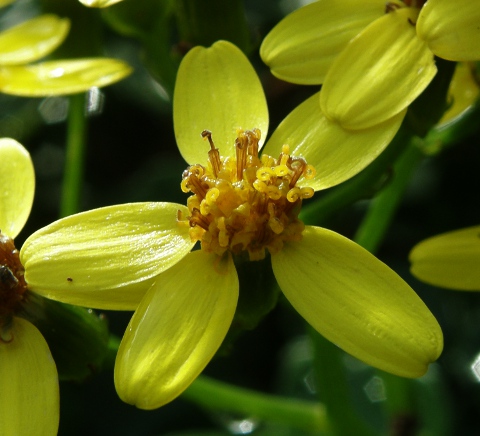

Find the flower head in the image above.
[
  {"left": 0, "top": 139, "right": 59, "bottom": 435},
  {"left": 0, "top": 14, "right": 132, "bottom": 96},
  {"left": 410, "top": 225, "right": 480, "bottom": 290},
  {"left": 261, "top": 0, "right": 480, "bottom": 130},
  {"left": 21, "top": 41, "right": 442, "bottom": 410}
]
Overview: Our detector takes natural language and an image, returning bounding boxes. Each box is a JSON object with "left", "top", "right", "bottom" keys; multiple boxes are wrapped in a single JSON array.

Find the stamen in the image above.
[
  {"left": 235, "top": 135, "right": 247, "bottom": 182},
  {"left": 180, "top": 129, "right": 316, "bottom": 259},
  {"left": 189, "top": 208, "right": 211, "bottom": 230},
  {"left": 289, "top": 158, "right": 307, "bottom": 188},
  {"left": 202, "top": 130, "right": 221, "bottom": 177}
]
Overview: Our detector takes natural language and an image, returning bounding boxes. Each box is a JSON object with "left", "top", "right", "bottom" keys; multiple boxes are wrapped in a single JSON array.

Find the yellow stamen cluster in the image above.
[
  {"left": 179, "top": 129, "right": 316, "bottom": 260},
  {"left": 0, "top": 232, "right": 27, "bottom": 332}
]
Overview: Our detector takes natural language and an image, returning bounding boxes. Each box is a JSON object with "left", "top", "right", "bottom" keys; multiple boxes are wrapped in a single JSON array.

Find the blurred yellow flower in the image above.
[
  {"left": 261, "top": 0, "right": 480, "bottom": 130},
  {"left": 20, "top": 41, "right": 442, "bottom": 410},
  {"left": 438, "top": 63, "right": 479, "bottom": 127},
  {"left": 410, "top": 225, "right": 480, "bottom": 290},
  {"left": 0, "top": 14, "right": 132, "bottom": 96},
  {"left": 0, "top": 139, "right": 59, "bottom": 436},
  {"left": 78, "top": 0, "right": 124, "bottom": 7}
]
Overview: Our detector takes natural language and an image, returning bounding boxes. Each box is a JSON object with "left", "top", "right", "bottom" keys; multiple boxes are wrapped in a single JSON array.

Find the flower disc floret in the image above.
[
  {"left": 0, "top": 233, "right": 27, "bottom": 324},
  {"left": 180, "top": 129, "right": 316, "bottom": 261}
]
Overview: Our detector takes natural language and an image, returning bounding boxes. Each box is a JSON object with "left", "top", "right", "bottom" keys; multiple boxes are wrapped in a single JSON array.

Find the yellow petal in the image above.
[
  {"left": 79, "top": 0, "right": 124, "bottom": 7},
  {"left": 271, "top": 226, "right": 443, "bottom": 378},
  {"left": 410, "top": 225, "right": 480, "bottom": 291},
  {"left": 0, "top": 317, "right": 59, "bottom": 436},
  {"left": 173, "top": 40, "right": 268, "bottom": 166},
  {"left": 320, "top": 8, "right": 437, "bottom": 130},
  {"left": 0, "top": 15, "right": 69, "bottom": 66},
  {"left": 438, "top": 63, "right": 480, "bottom": 127},
  {"left": 0, "top": 0, "right": 16, "bottom": 7},
  {"left": 260, "top": 0, "right": 385, "bottom": 85},
  {"left": 0, "top": 58, "right": 132, "bottom": 97},
  {"left": 417, "top": 0, "right": 480, "bottom": 61},
  {"left": 262, "top": 93, "right": 405, "bottom": 191},
  {"left": 115, "top": 250, "right": 238, "bottom": 409},
  {"left": 0, "top": 138, "right": 34, "bottom": 239},
  {"left": 21, "top": 203, "right": 195, "bottom": 310}
]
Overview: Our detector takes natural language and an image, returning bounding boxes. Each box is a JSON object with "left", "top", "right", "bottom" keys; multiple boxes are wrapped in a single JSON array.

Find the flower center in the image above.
[
  {"left": 179, "top": 129, "right": 316, "bottom": 261},
  {"left": 0, "top": 232, "right": 27, "bottom": 327}
]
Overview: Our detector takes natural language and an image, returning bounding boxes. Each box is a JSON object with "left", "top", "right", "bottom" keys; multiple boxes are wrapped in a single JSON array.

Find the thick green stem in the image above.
[
  {"left": 309, "top": 327, "right": 375, "bottom": 436},
  {"left": 183, "top": 375, "right": 328, "bottom": 432},
  {"left": 60, "top": 93, "right": 87, "bottom": 217}
]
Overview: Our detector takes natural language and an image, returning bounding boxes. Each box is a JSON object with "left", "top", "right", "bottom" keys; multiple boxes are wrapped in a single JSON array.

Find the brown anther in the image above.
[
  {"left": 289, "top": 158, "right": 307, "bottom": 188},
  {"left": 0, "top": 233, "right": 27, "bottom": 319},
  {"left": 183, "top": 165, "right": 209, "bottom": 198},
  {"left": 385, "top": 2, "right": 402, "bottom": 13},
  {"left": 235, "top": 136, "right": 247, "bottom": 182},
  {"left": 189, "top": 208, "right": 211, "bottom": 231},
  {"left": 202, "top": 130, "right": 221, "bottom": 177}
]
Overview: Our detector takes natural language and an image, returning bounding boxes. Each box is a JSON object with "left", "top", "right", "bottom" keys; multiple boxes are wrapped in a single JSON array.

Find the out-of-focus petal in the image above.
[
  {"left": 21, "top": 203, "right": 195, "bottom": 310},
  {"left": 0, "top": 0, "right": 16, "bottom": 7},
  {"left": 260, "top": 0, "right": 385, "bottom": 85},
  {"left": 0, "top": 15, "right": 69, "bottom": 66},
  {"left": 115, "top": 250, "right": 238, "bottom": 409},
  {"left": 410, "top": 225, "right": 480, "bottom": 291},
  {"left": 0, "top": 317, "right": 59, "bottom": 436},
  {"left": 438, "top": 63, "right": 480, "bottom": 127},
  {"left": 0, "top": 138, "right": 34, "bottom": 239},
  {"left": 79, "top": 0, "right": 123, "bottom": 7},
  {"left": 272, "top": 226, "right": 443, "bottom": 378},
  {"left": 417, "top": 0, "right": 480, "bottom": 61},
  {"left": 262, "top": 93, "right": 405, "bottom": 191},
  {"left": 174, "top": 40, "right": 268, "bottom": 166},
  {"left": 320, "top": 8, "right": 437, "bottom": 130},
  {"left": 0, "top": 58, "right": 132, "bottom": 96}
]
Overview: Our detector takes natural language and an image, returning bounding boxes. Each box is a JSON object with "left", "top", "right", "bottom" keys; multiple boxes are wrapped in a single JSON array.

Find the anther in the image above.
[{"left": 202, "top": 130, "right": 221, "bottom": 177}]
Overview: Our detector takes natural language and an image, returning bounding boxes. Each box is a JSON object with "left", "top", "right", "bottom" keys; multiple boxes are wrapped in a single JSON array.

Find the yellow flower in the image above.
[
  {"left": 261, "top": 0, "right": 480, "bottom": 130},
  {"left": 0, "top": 14, "right": 132, "bottom": 96},
  {"left": 0, "top": 139, "right": 59, "bottom": 436},
  {"left": 78, "top": 0, "right": 124, "bottom": 7},
  {"left": 410, "top": 225, "right": 480, "bottom": 290},
  {"left": 20, "top": 41, "right": 442, "bottom": 410}
]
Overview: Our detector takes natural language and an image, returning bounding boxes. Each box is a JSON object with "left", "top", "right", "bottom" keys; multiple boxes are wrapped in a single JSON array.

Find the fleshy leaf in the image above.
[
  {"left": 0, "top": 15, "right": 70, "bottom": 66},
  {"left": 0, "top": 138, "right": 34, "bottom": 239},
  {"left": 260, "top": 0, "right": 385, "bottom": 85},
  {"left": 417, "top": 0, "right": 480, "bottom": 61},
  {"left": 262, "top": 93, "right": 405, "bottom": 191},
  {"left": 21, "top": 203, "right": 195, "bottom": 310},
  {"left": 173, "top": 40, "right": 268, "bottom": 166},
  {"left": 115, "top": 250, "right": 239, "bottom": 409},
  {"left": 320, "top": 7, "right": 437, "bottom": 130},
  {"left": 0, "top": 58, "right": 132, "bottom": 96},
  {"left": 410, "top": 225, "right": 480, "bottom": 291},
  {"left": 0, "top": 317, "right": 59, "bottom": 436},
  {"left": 271, "top": 226, "right": 443, "bottom": 378},
  {"left": 79, "top": 0, "right": 124, "bottom": 7}
]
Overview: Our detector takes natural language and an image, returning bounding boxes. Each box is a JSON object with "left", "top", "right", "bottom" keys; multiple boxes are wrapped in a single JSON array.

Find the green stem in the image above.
[
  {"left": 309, "top": 327, "right": 374, "bottom": 436},
  {"left": 354, "top": 141, "right": 423, "bottom": 253},
  {"left": 60, "top": 93, "right": 87, "bottom": 217},
  {"left": 183, "top": 375, "right": 328, "bottom": 432},
  {"left": 351, "top": 143, "right": 424, "bottom": 433}
]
